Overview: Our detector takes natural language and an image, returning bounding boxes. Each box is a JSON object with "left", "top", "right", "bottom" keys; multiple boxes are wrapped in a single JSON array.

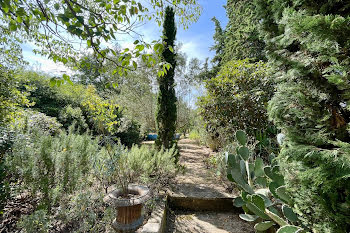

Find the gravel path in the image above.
[
  {"left": 166, "top": 139, "right": 254, "bottom": 233},
  {"left": 170, "top": 139, "right": 231, "bottom": 198}
]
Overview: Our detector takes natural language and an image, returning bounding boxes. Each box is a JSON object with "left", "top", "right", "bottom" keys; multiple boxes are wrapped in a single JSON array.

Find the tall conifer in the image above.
[
  {"left": 155, "top": 6, "right": 177, "bottom": 150},
  {"left": 223, "top": 0, "right": 265, "bottom": 62}
]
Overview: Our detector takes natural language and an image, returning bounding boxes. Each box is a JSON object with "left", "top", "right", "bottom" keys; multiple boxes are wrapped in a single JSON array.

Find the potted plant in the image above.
[
  {"left": 94, "top": 142, "right": 151, "bottom": 232},
  {"left": 104, "top": 184, "right": 150, "bottom": 232}
]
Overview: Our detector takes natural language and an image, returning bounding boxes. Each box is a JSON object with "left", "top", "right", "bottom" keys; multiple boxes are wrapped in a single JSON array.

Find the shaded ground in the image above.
[
  {"left": 166, "top": 139, "right": 254, "bottom": 233},
  {"left": 166, "top": 210, "right": 254, "bottom": 233}
]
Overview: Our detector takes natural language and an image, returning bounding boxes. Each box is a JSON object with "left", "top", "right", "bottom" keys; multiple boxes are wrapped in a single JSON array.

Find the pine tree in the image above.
[
  {"left": 155, "top": 6, "right": 177, "bottom": 150},
  {"left": 255, "top": 0, "right": 350, "bottom": 232},
  {"left": 210, "top": 17, "right": 225, "bottom": 75},
  {"left": 196, "top": 18, "right": 225, "bottom": 81}
]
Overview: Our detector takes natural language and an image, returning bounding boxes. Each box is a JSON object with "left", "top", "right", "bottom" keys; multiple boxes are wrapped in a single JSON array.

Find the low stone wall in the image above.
[
  {"left": 138, "top": 200, "right": 167, "bottom": 233},
  {"left": 167, "top": 196, "right": 239, "bottom": 212}
]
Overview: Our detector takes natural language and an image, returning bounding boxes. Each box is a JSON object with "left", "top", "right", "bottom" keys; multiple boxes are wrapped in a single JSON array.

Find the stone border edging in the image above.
[
  {"left": 138, "top": 195, "right": 243, "bottom": 233},
  {"left": 138, "top": 199, "right": 167, "bottom": 233},
  {"left": 167, "top": 196, "right": 241, "bottom": 212}
]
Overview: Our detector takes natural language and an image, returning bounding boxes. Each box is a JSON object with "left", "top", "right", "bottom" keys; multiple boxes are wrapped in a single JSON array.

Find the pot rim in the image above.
[{"left": 104, "top": 184, "right": 151, "bottom": 207}]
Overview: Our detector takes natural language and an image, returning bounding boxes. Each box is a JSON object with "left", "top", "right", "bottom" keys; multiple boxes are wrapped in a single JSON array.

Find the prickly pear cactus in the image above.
[{"left": 226, "top": 131, "right": 305, "bottom": 233}]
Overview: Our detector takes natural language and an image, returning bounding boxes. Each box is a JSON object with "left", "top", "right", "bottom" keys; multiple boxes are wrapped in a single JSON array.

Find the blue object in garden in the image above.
[
  {"left": 147, "top": 134, "right": 158, "bottom": 141},
  {"left": 146, "top": 133, "right": 180, "bottom": 141}
]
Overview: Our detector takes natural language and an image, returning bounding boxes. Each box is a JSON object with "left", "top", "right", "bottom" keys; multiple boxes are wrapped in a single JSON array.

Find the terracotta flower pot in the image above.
[{"left": 104, "top": 184, "right": 151, "bottom": 233}]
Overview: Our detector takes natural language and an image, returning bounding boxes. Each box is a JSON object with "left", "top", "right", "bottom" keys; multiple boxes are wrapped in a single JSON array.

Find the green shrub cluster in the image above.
[
  {"left": 59, "top": 105, "right": 88, "bottom": 132},
  {"left": 0, "top": 67, "right": 32, "bottom": 127},
  {"left": 115, "top": 117, "right": 141, "bottom": 147},
  {"left": 6, "top": 128, "right": 99, "bottom": 211},
  {"left": 5, "top": 127, "right": 176, "bottom": 231},
  {"left": 198, "top": 59, "right": 276, "bottom": 153},
  {"left": 188, "top": 130, "right": 201, "bottom": 142},
  {"left": 19, "top": 71, "right": 141, "bottom": 146},
  {"left": 25, "top": 110, "right": 62, "bottom": 135},
  {"left": 93, "top": 141, "right": 177, "bottom": 194}
]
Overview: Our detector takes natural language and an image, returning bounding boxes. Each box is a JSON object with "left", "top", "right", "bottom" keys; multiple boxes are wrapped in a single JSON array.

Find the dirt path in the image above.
[
  {"left": 170, "top": 139, "right": 231, "bottom": 198},
  {"left": 166, "top": 139, "right": 254, "bottom": 233}
]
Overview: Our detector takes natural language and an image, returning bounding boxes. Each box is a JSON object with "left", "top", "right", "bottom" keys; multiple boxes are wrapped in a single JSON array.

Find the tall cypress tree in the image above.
[
  {"left": 255, "top": 0, "right": 350, "bottom": 232},
  {"left": 155, "top": 6, "right": 177, "bottom": 150}
]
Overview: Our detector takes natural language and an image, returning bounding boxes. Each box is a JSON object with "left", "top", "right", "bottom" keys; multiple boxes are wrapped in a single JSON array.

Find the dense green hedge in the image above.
[{"left": 255, "top": 0, "right": 350, "bottom": 231}]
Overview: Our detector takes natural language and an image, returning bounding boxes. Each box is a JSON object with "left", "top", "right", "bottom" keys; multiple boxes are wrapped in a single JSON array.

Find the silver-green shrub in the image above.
[
  {"left": 6, "top": 128, "right": 99, "bottom": 211},
  {"left": 92, "top": 143, "right": 177, "bottom": 195}
]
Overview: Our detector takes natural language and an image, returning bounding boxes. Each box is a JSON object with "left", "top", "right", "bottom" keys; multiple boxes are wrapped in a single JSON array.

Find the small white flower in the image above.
[
  {"left": 340, "top": 102, "right": 347, "bottom": 108},
  {"left": 277, "top": 133, "right": 285, "bottom": 145}
]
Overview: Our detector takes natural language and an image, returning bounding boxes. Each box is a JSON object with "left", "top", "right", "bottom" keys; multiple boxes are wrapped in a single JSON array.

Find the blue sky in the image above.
[
  {"left": 177, "top": 0, "right": 227, "bottom": 59},
  {"left": 22, "top": 0, "right": 228, "bottom": 74}
]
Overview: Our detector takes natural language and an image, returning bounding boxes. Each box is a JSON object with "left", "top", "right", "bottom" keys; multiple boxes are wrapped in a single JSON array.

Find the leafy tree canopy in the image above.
[
  {"left": 0, "top": 0, "right": 201, "bottom": 78},
  {"left": 209, "top": 17, "right": 224, "bottom": 74}
]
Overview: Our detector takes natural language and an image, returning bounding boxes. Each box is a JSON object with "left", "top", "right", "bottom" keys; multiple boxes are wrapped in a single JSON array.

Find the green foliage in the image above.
[
  {"left": 0, "top": 157, "right": 9, "bottom": 214},
  {"left": 201, "top": 0, "right": 266, "bottom": 79},
  {"left": 0, "top": 0, "right": 201, "bottom": 81},
  {"left": 20, "top": 72, "right": 142, "bottom": 145},
  {"left": 6, "top": 129, "right": 99, "bottom": 211},
  {"left": 59, "top": 105, "right": 88, "bottom": 132},
  {"left": 80, "top": 86, "right": 122, "bottom": 135},
  {"left": 75, "top": 53, "right": 122, "bottom": 96},
  {"left": 155, "top": 6, "right": 178, "bottom": 150},
  {"left": 21, "top": 71, "right": 84, "bottom": 117},
  {"left": 189, "top": 130, "right": 201, "bottom": 141},
  {"left": 254, "top": 0, "right": 350, "bottom": 231},
  {"left": 0, "top": 127, "right": 16, "bottom": 213},
  {"left": 198, "top": 59, "right": 275, "bottom": 150},
  {"left": 23, "top": 110, "right": 62, "bottom": 135},
  {"left": 208, "top": 17, "right": 225, "bottom": 77},
  {"left": 57, "top": 190, "right": 116, "bottom": 232},
  {"left": 114, "top": 54, "right": 159, "bottom": 134},
  {"left": 176, "top": 97, "right": 196, "bottom": 136},
  {"left": 226, "top": 131, "right": 305, "bottom": 233},
  {"left": 0, "top": 67, "right": 31, "bottom": 213},
  {"left": 115, "top": 118, "right": 141, "bottom": 147},
  {"left": 223, "top": 0, "right": 265, "bottom": 62},
  {"left": 0, "top": 28, "right": 26, "bottom": 69},
  {"left": 17, "top": 209, "right": 51, "bottom": 233},
  {"left": 93, "top": 142, "right": 177, "bottom": 195},
  {"left": 0, "top": 67, "right": 31, "bottom": 126}
]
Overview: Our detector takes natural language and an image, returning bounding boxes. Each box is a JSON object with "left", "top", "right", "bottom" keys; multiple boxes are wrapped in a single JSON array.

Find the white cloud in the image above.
[
  {"left": 23, "top": 49, "right": 74, "bottom": 76},
  {"left": 179, "top": 39, "right": 212, "bottom": 60}
]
